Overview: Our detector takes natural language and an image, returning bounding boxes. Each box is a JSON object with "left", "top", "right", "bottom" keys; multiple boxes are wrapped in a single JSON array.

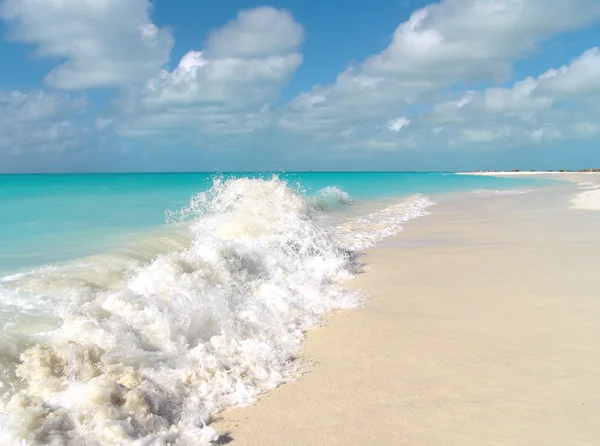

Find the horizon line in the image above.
[{"left": 0, "top": 169, "right": 583, "bottom": 175}]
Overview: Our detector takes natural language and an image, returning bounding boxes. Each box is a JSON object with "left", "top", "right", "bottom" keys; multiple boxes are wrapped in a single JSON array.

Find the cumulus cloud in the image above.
[
  {"left": 340, "top": 46, "right": 600, "bottom": 152},
  {"left": 388, "top": 117, "right": 410, "bottom": 132},
  {"left": 0, "top": 90, "right": 86, "bottom": 153},
  {"left": 537, "top": 47, "right": 600, "bottom": 97},
  {"left": 206, "top": 6, "right": 304, "bottom": 59},
  {"left": 280, "top": 0, "right": 600, "bottom": 137},
  {"left": 0, "top": 0, "right": 173, "bottom": 90},
  {"left": 2, "top": 0, "right": 600, "bottom": 166},
  {"left": 117, "top": 7, "right": 304, "bottom": 141},
  {"left": 430, "top": 47, "right": 600, "bottom": 130},
  {"left": 434, "top": 47, "right": 600, "bottom": 120}
]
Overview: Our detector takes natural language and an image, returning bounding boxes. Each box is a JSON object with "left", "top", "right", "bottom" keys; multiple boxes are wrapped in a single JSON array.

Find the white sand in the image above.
[
  {"left": 212, "top": 186, "right": 600, "bottom": 445},
  {"left": 457, "top": 171, "right": 600, "bottom": 210},
  {"left": 571, "top": 187, "right": 600, "bottom": 210}
]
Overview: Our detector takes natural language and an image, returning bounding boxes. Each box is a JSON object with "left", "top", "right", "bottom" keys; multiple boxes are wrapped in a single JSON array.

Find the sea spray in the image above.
[
  {"left": 0, "top": 177, "right": 361, "bottom": 445},
  {"left": 0, "top": 176, "right": 435, "bottom": 445}
]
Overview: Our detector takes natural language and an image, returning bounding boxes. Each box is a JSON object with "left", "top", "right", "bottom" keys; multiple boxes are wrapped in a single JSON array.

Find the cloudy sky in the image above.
[{"left": 1, "top": 0, "right": 599, "bottom": 172}]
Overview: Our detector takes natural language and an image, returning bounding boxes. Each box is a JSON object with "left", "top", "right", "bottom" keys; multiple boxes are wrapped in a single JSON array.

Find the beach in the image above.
[
  {"left": 0, "top": 173, "right": 595, "bottom": 444},
  {"left": 3, "top": 0, "right": 600, "bottom": 444},
  {"left": 212, "top": 174, "right": 600, "bottom": 445}
]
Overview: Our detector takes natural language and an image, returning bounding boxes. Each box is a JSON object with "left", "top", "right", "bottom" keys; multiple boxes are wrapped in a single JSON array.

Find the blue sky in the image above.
[{"left": 0, "top": 0, "right": 599, "bottom": 173}]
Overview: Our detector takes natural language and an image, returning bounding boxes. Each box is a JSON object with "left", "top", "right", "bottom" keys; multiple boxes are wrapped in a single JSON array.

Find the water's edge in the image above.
[{"left": 0, "top": 173, "right": 561, "bottom": 444}]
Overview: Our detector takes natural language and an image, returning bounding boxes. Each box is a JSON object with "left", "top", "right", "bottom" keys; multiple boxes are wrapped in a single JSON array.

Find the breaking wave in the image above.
[
  {"left": 0, "top": 176, "right": 432, "bottom": 444},
  {"left": 309, "top": 186, "right": 352, "bottom": 211}
]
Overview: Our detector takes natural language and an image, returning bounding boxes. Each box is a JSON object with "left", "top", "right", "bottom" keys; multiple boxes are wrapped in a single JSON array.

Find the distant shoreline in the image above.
[
  {"left": 457, "top": 170, "right": 600, "bottom": 210},
  {"left": 457, "top": 170, "right": 600, "bottom": 175}
]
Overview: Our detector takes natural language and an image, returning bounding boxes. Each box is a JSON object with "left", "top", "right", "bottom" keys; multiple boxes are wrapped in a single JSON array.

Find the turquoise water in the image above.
[
  {"left": 0, "top": 172, "right": 559, "bottom": 444},
  {"left": 0, "top": 172, "right": 554, "bottom": 273}
]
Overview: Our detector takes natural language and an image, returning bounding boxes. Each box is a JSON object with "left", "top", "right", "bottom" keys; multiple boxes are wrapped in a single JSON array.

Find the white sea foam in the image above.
[
  {"left": 472, "top": 189, "right": 530, "bottom": 196},
  {"left": 0, "top": 177, "right": 433, "bottom": 445},
  {"left": 337, "top": 195, "right": 435, "bottom": 250}
]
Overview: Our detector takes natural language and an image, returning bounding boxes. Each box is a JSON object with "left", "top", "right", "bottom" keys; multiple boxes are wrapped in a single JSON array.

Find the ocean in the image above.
[{"left": 0, "top": 172, "right": 555, "bottom": 444}]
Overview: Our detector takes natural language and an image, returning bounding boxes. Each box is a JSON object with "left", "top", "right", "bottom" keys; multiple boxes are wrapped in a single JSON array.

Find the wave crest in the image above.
[
  {"left": 309, "top": 186, "right": 352, "bottom": 211},
  {"left": 0, "top": 177, "right": 360, "bottom": 445},
  {"left": 0, "top": 176, "right": 436, "bottom": 445}
]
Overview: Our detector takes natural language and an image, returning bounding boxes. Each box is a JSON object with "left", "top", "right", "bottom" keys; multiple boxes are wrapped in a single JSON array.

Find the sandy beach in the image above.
[
  {"left": 212, "top": 177, "right": 600, "bottom": 445},
  {"left": 457, "top": 171, "right": 600, "bottom": 210}
]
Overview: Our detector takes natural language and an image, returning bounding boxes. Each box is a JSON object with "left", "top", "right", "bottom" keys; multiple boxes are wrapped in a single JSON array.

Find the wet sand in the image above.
[{"left": 212, "top": 181, "right": 600, "bottom": 445}]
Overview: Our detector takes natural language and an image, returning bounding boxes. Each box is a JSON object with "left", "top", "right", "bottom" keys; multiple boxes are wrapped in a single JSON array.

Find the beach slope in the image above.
[{"left": 213, "top": 185, "right": 600, "bottom": 445}]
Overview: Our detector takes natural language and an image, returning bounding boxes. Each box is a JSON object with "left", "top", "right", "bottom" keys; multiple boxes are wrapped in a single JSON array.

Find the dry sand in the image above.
[
  {"left": 571, "top": 185, "right": 600, "bottom": 210},
  {"left": 212, "top": 183, "right": 600, "bottom": 445}
]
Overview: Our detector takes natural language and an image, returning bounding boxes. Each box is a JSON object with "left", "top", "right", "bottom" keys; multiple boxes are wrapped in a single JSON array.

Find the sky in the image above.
[{"left": 0, "top": 0, "right": 599, "bottom": 173}]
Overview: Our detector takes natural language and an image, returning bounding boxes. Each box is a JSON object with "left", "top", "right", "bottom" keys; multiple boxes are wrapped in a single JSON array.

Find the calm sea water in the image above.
[
  {"left": 0, "top": 172, "right": 556, "bottom": 444},
  {"left": 0, "top": 172, "right": 553, "bottom": 273}
]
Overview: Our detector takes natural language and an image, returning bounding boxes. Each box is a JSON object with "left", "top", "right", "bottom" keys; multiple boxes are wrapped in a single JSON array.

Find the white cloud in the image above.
[
  {"left": 483, "top": 79, "right": 552, "bottom": 113},
  {"left": 350, "top": 46, "right": 600, "bottom": 151},
  {"left": 2, "top": 0, "right": 600, "bottom": 165},
  {"left": 117, "top": 7, "right": 304, "bottom": 141},
  {"left": 430, "top": 47, "right": 600, "bottom": 122},
  {"left": 362, "top": 0, "right": 600, "bottom": 81},
  {"left": 388, "top": 116, "right": 410, "bottom": 132},
  {"left": 280, "top": 0, "right": 600, "bottom": 136},
  {"left": 0, "top": 90, "right": 85, "bottom": 153},
  {"left": 206, "top": 6, "right": 304, "bottom": 59},
  {"left": 0, "top": 0, "right": 173, "bottom": 90},
  {"left": 537, "top": 47, "right": 600, "bottom": 97},
  {"left": 530, "top": 124, "right": 562, "bottom": 142}
]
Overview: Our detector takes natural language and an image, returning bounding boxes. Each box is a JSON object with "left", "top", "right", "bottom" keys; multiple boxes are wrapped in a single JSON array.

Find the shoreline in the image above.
[
  {"left": 212, "top": 182, "right": 600, "bottom": 444},
  {"left": 457, "top": 171, "right": 600, "bottom": 210},
  {"left": 456, "top": 171, "right": 600, "bottom": 175}
]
